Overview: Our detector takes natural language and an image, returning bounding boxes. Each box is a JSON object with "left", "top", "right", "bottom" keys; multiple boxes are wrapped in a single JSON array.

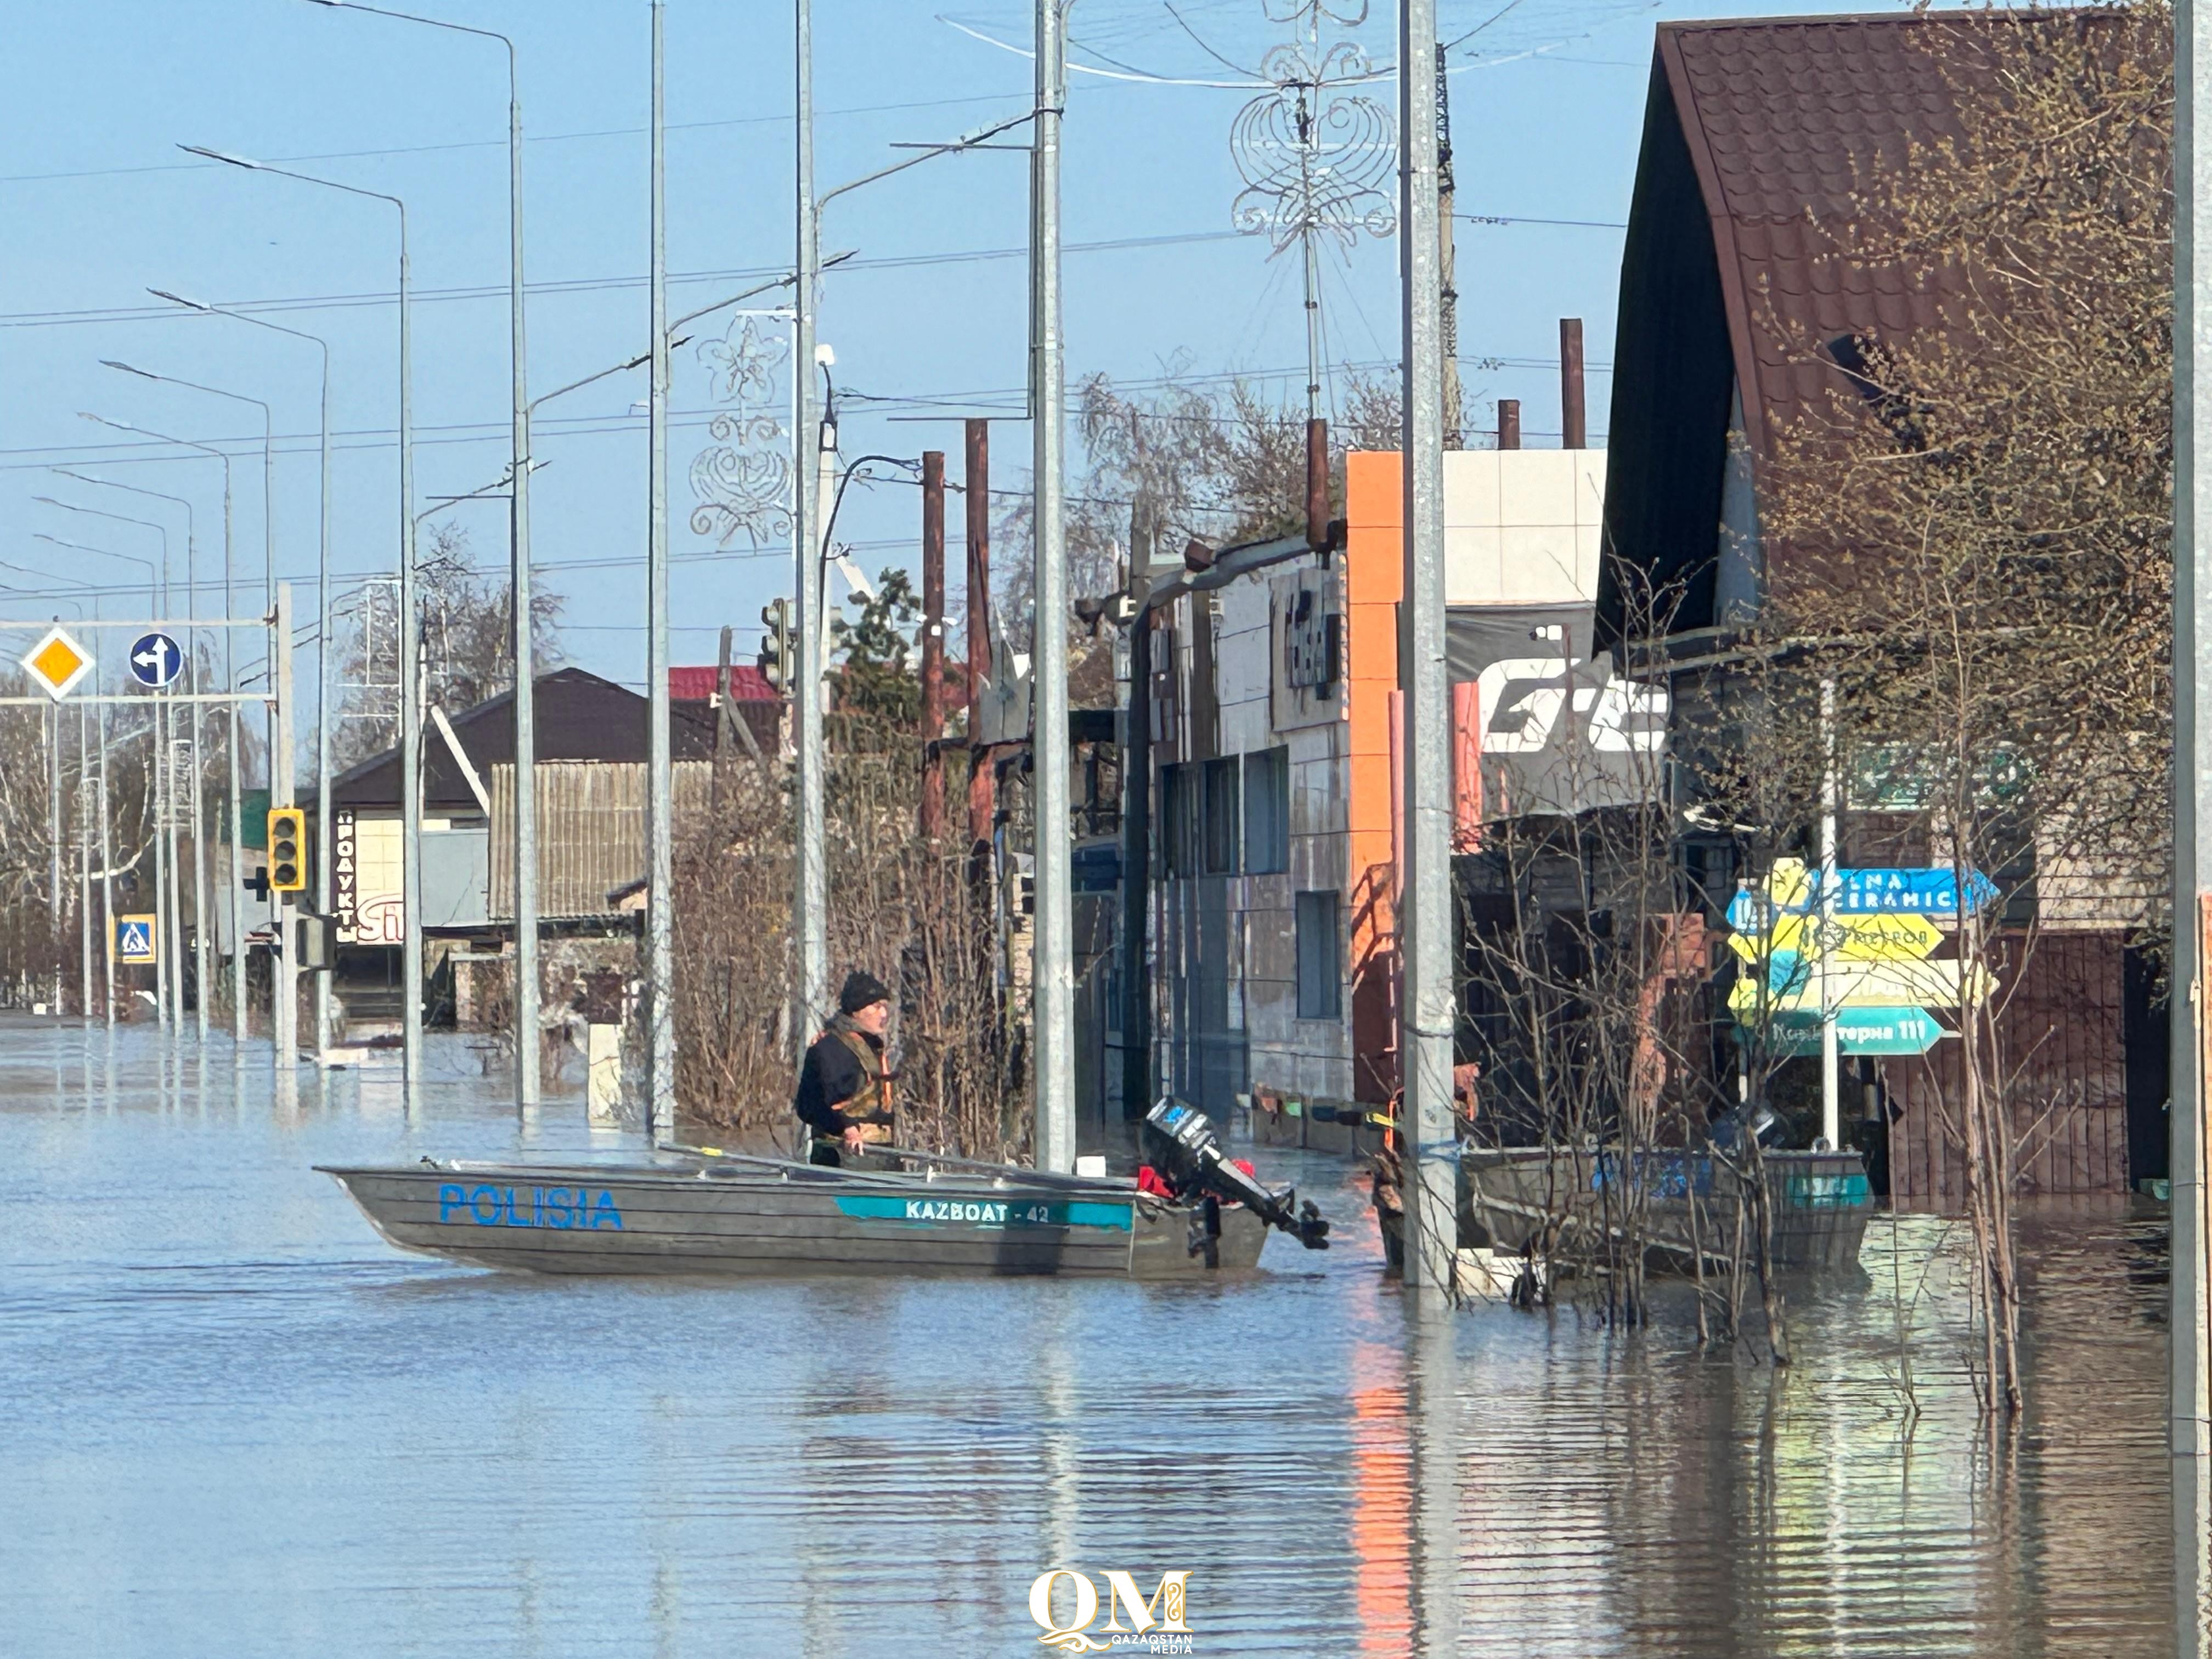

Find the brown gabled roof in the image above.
[
  {"left": 1657, "top": 12, "right": 1974, "bottom": 461},
  {"left": 1600, "top": 9, "right": 2091, "bottom": 634}
]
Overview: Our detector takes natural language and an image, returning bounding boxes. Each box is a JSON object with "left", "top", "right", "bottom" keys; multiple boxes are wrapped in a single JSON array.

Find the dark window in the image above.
[
  {"left": 1201, "top": 756, "right": 1240, "bottom": 876},
  {"left": 1160, "top": 764, "right": 1194, "bottom": 878},
  {"left": 1295, "top": 890, "right": 1341, "bottom": 1019},
  {"left": 1243, "top": 747, "right": 1290, "bottom": 874}
]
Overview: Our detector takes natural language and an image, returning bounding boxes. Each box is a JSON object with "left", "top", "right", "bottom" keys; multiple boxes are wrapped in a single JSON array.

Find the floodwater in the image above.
[{"left": 0, "top": 1015, "right": 2175, "bottom": 1657}]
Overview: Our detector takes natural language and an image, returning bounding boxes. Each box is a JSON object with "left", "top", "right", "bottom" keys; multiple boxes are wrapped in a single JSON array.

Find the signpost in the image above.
[
  {"left": 114, "top": 913, "right": 157, "bottom": 966},
  {"left": 127, "top": 632, "right": 184, "bottom": 690},
  {"left": 1729, "top": 858, "right": 1992, "bottom": 1089},
  {"left": 21, "top": 627, "right": 92, "bottom": 701}
]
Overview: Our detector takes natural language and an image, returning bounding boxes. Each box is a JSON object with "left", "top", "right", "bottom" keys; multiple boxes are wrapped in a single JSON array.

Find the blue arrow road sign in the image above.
[
  {"left": 1739, "top": 1006, "right": 1947, "bottom": 1057},
  {"left": 127, "top": 632, "right": 183, "bottom": 689},
  {"left": 1728, "top": 866, "right": 1997, "bottom": 932}
]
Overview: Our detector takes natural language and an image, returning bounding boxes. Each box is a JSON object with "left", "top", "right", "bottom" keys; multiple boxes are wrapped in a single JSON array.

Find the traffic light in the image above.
[
  {"left": 267, "top": 808, "right": 307, "bottom": 893},
  {"left": 758, "top": 598, "right": 793, "bottom": 693}
]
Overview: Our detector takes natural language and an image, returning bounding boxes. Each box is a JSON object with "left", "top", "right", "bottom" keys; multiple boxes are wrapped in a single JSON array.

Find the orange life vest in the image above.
[{"left": 825, "top": 1026, "right": 895, "bottom": 1144}]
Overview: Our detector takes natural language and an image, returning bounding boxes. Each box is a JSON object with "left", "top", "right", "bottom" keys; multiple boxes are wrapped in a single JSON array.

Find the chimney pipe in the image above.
[
  {"left": 1497, "top": 399, "right": 1521, "bottom": 450},
  {"left": 1560, "top": 317, "right": 1586, "bottom": 449},
  {"left": 1305, "top": 417, "right": 1330, "bottom": 549}
]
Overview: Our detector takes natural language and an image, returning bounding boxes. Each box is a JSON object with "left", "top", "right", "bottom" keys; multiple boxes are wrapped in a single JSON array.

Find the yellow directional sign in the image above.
[
  {"left": 22, "top": 627, "right": 92, "bottom": 700},
  {"left": 1728, "top": 911, "right": 1943, "bottom": 964},
  {"left": 1729, "top": 957, "right": 1995, "bottom": 1015}
]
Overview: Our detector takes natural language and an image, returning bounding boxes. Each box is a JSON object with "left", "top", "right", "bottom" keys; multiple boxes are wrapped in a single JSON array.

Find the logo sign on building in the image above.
[
  {"left": 127, "top": 631, "right": 184, "bottom": 689},
  {"left": 1029, "top": 1568, "right": 1192, "bottom": 1653},
  {"left": 22, "top": 626, "right": 92, "bottom": 700},
  {"left": 1271, "top": 569, "right": 1344, "bottom": 732},
  {"left": 1445, "top": 603, "right": 1669, "bottom": 819},
  {"left": 114, "top": 913, "right": 157, "bottom": 964},
  {"left": 332, "top": 807, "right": 404, "bottom": 946}
]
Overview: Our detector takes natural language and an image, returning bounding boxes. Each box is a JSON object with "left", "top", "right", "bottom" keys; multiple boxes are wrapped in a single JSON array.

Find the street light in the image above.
[
  {"left": 78, "top": 408, "right": 249, "bottom": 1046},
  {"left": 149, "top": 289, "right": 335, "bottom": 1061},
  {"left": 183, "top": 142, "right": 419, "bottom": 1092},
  {"left": 786, "top": 0, "right": 1036, "bottom": 1119},
  {"left": 300, "top": 0, "right": 537, "bottom": 1109},
  {"left": 98, "top": 361, "right": 286, "bottom": 1056}
]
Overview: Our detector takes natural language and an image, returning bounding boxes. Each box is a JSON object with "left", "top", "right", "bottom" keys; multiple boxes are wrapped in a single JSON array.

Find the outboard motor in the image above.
[{"left": 1142, "top": 1097, "right": 1331, "bottom": 1250}]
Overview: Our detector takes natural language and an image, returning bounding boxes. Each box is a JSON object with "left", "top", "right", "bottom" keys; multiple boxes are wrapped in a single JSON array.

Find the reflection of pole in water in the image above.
[
  {"left": 1407, "top": 1307, "right": 1458, "bottom": 1657},
  {"left": 1036, "top": 1290, "right": 1082, "bottom": 1575}
]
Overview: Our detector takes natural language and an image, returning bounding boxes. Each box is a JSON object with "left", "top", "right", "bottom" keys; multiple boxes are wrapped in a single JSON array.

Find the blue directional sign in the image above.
[
  {"left": 1741, "top": 1006, "right": 1947, "bottom": 1057},
  {"left": 127, "top": 631, "right": 184, "bottom": 690},
  {"left": 1728, "top": 865, "right": 1996, "bottom": 932}
]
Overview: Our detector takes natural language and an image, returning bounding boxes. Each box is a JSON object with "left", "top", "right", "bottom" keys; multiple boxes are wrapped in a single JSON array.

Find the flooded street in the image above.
[{"left": 0, "top": 1015, "right": 2174, "bottom": 1656}]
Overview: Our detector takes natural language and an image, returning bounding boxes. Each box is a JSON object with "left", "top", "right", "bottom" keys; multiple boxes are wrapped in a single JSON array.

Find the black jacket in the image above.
[{"left": 793, "top": 1019, "right": 889, "bottom": 1136}]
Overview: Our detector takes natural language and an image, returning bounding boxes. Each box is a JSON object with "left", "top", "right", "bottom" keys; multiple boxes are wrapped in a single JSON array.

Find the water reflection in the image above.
[{"left": 0, "top": 1017, "right": 2174, "bottom": 1655}]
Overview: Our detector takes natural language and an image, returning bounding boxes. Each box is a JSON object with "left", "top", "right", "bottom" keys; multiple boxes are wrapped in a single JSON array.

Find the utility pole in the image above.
[
  {"left": 1031, "top": 0, "right": 1075, "bottom": 1173},
  {"left": 1397, "top": 0, "right": 1456, "bottom": 1297},
  {"left": 919, "top": 449, "right": 947, "bottom": 839},
  {"left": 2174, "top": 0, "right": 2212, "bottom": 1646},
  {"left": 273, "top": 582, "right": 297, "bottom": 1070},
  {"left": 792, "top": 0, "right": 830, "bottom": 1047},
  {"left": 645, "top": 0, "right": 677, "bottom": 1139},
  {"left": 506, "top": 29, "right": 541, "bottom": 1114},
  {"left": 965, "top": 420, "right": 994, "bottom": 851}
]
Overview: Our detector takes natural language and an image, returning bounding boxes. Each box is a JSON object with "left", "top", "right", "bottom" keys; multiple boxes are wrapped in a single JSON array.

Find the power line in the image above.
[
  {"left": 0, "top": 214, "right": 1624, "bottom": 332},
  {"left": 0, "top": 92, "right": 1042, "bottom": 189}
]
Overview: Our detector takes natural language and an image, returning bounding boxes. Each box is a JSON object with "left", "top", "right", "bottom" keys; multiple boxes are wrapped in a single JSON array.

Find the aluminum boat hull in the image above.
[{"left": 318, "top": 1159, "right": 1271, "bottom": 1280}]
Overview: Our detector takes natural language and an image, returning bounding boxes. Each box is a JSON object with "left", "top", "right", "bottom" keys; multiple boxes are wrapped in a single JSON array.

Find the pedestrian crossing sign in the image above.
[{"left": 115, "top": 913, "right": 157, "bottom": 965}]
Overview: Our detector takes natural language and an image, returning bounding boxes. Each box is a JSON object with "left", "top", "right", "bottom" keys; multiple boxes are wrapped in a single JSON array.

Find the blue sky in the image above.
[{"left": 0, "top": 0, "right": 1887, "bottom": 707}]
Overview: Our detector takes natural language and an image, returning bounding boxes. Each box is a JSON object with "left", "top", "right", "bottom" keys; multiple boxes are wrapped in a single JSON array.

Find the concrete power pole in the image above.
[
  {"left": 1030, "top": 0, "right": 1075, "bottom": 1173},
  {"left": 2175, "top": 0, "right": 2212, "bottom": 1647},
  {"left": 646, "top": 0, "right": 677, "bottom": 1138},
  {"left": 792, "top": 0, "right": 830, "bottom": 1047},
  {"left": 1397, "top": 0, "right": 1456, "bottom": 1296}
]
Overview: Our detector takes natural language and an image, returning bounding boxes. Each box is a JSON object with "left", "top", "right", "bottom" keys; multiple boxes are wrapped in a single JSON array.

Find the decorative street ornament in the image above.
[
  {"left": 22, "top": 625, "right": 92, "bottom": 700},
  {"left": 688, "top": 313, "right": 794, "bottom": 550},
  {"left": 1229, "top": 14, "right": 1396, "bottom": 258}
]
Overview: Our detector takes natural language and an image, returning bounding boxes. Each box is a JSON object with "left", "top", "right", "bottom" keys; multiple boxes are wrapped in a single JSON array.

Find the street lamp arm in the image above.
[
  {"left": 530, "top": 353, "right": 651, "bottom": 414},
  {"left": 148, "top": 290, "right": 331, "bottom": 374},
  {"left": 817, "top": 110, "right": 1036, "bottom": 212},
  {"left": 77, "top": 411, "right": 229, "bottom": 466},
  {"left": 302, "top": 2, "right": 515, "bottom": 82},
  {"left": 666, "top": 250, "right": 855, "bottom": 334},
  {"left": 178, "top": 146, "right": 407, "bottom": 224}
]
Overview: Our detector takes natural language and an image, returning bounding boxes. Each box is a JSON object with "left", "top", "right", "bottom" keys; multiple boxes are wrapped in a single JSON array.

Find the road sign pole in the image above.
[
  {"left": 77, "top": 703, "right": 91, "bottom": 1019},
  {"left": 273, "top": 583, "right": 297, "bottom": 1073},
  {"left": 97, "top": 701, "right": 113, "bottom": 1028},
  {"left": 151, "top": 694, "right": 170, "bottom": 1032},
  {"left": 47, "top": 702, "right": 60, "bottom": 1016},
  {"left": 1820, "top": 676, "right": 1839, "bottom": 1148}
]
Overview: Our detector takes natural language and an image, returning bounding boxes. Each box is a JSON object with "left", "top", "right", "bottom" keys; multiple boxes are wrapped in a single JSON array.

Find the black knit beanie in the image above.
[{"left": 838, "top": 969, "right": 892, "bottom": 1016}]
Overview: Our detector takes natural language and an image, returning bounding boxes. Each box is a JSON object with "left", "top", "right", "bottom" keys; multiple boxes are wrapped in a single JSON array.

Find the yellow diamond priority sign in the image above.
[{"left": 22, "top": 627, "right": 92, "bottom": 700}]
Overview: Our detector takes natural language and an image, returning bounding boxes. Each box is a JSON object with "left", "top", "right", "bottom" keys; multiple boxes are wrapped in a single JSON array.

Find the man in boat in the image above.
[{"left": 793, "top": 970, "right": 898, "bottom": 1166}]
